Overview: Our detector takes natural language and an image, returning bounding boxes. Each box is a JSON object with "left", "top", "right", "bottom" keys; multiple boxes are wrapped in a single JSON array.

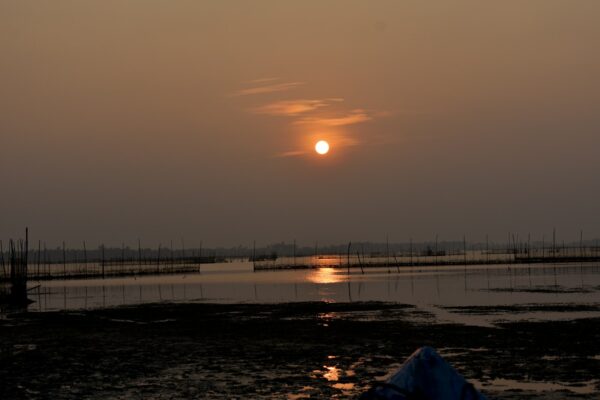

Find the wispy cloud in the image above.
[
  {"left": 294, "top": 109, "right": 372, "bottom": 127},
  {"left": 231, "top": 81, "right": 304, "bottom": 97},
  {"left": 251, "top": 98, "right": 343, "bottom": 116},
  {"left": 247, "top": 77, "right": 280, "bottom": 84},
  {"left": 274, "top": 150, "right": 307, "bottom": 158}
]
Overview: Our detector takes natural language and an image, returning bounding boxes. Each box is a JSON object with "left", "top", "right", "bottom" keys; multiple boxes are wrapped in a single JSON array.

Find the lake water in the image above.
[{"left": 27, "top": 261, "right": 600, "bottom": 320}]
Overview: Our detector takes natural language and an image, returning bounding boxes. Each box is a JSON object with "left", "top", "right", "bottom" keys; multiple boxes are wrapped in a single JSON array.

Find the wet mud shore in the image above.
[{"left": 1, "top": 302, "right": 599, "bottom": 399}]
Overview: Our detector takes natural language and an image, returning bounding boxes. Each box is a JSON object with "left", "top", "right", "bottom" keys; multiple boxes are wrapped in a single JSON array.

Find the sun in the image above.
[{"left": 315, "top": 140, "right": 330, "bottom": 155}]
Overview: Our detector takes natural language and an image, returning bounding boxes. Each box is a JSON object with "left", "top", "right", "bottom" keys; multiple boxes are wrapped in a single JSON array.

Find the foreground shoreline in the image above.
[{"left": 1, "top": 301, "right": 599, "bottom": 399}]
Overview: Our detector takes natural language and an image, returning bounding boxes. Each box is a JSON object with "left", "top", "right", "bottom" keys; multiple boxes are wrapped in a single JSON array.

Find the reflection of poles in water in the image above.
[
  {"left": 37, "top": 285, "right": 42, "bottom": 312},
  {"left": 347, "top": 280, "right": 352, "bottom": 302},
  {"left": 122, "top": 285, "right": 126, "bottom": 304},
  {"left": 63, "top": 286, "right": 67, "bottom": 310},
  {"left": 102, "top": 285, "right": 106, "bottom": 307},
  {"left": 84, "top": 286, "right": 88, "bottom": 309}
]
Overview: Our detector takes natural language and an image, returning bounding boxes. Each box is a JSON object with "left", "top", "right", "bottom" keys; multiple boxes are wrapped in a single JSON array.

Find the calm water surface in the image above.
[{"left": 27, "top": 261, "right": 600, "bottom": 314}]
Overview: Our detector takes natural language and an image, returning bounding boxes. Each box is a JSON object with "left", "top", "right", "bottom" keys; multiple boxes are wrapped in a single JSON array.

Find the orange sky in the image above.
[{"left": 2, "top": 1, "right": 600, "bottom": 246}]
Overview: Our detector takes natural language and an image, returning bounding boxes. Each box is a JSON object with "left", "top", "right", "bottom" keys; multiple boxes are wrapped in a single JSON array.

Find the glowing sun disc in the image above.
[{"left": 315, "top": 140, "right": 330, "bottom": 155}]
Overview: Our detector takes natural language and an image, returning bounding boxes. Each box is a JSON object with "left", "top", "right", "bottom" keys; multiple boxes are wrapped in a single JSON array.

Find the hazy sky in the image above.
[{"left": 2, "top": 1, "right": 600, "bottom": 247}]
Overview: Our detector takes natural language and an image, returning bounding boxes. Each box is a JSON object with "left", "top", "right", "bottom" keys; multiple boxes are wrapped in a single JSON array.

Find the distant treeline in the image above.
[{"left": 3, "top": 238, "right": 599, "bottom": 264}]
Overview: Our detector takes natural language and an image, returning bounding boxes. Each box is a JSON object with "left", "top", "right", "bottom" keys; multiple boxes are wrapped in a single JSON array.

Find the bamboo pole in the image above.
[
  {"left": 62, "top": 241, "right": 67, "bottom": 278},
  {"left": 347, "top": 242, "right": 351, "bottom": 274},
  {"left": 0, "top": 240, "right": 6, "bottom": 279},
  {"left": 83, "top": 241, "right": 87, "bottom": 278}
]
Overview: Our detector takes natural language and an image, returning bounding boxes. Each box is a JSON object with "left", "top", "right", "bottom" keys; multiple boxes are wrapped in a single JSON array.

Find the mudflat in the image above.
[{"left": 1, "top": 302, "right": 598, "bottom": 399}]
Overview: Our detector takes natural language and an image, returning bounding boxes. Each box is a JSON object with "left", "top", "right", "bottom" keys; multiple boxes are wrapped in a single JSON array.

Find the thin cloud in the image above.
[
  {"left": 294, "top": 109, "right": 372, "bottom": 127},
  {"left": 275, "top": 150, "right": 307, "bottom": 158},
  {"left": 251, "top": 98, "right": 342, "bottom": 116},
  {"left": 231, "top": 81, "right": 304, "bottom": 97},
  {"left": 247, "top": 77, "right": 280, "bottom": 84}
]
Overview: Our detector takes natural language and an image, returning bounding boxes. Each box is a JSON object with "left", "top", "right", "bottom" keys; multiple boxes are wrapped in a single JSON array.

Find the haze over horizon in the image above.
[{"left": 2, "top": 1, "right": 600, "bottom": 247}]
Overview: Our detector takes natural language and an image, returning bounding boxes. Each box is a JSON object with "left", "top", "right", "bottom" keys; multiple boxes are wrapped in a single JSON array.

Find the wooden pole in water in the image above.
[
  {"left": 0, "top": 240, "right": 5, "bottom": 279},
  {"left": 435, "top": 235, "right": 438, "bottom": 266},
  {"left": 101, "top": 244, "right": 105, "bottom": 279},
  {"left": 170, "top": 240, "right": 174, "bottom": 272},
  {"left": 347, "top": 242, "right": 352, "bottom": 274},
  {"left": 552, "top": 227, "right": 556, "bottom": 258},
  {"left": 83, "top": 241, "right": 88, "bottom": 278},
  {"left": 62, "top": 241, "right": 67, "bottom": 278},
  {"left": 386, "top": 234, "right": 390, "bottom": 274},
  {"left": 356, "top": 250, "right": 364, "bottom": 274},
  {"left": 410, "top": 238, "right": 413, "bottom": 267},
  {"left": 25, "top": 228, "right": 29, "bottom": 280},
  {"left": 198, "top": 241, "right": 202, "bottom": 273},
  {"left": 542, "top": 235, "right": 545, "bottom": 261},
  {"left": 463, "top": 235, "right": 467, "bottom": 268},
  {"left": 138, "top": 238, "right": 142, "bottom": 268},
  {"left": 43, "top": 243, "right": 48, "bottom": 277},
  {"left": 121, "top": 242, "right": 125, "bottom": 274},
  {"left": 157, "top": 243, "right": 161, "bottom": 274},
  {"left": 486, "top": 235, "right": 489, "bottom": 264},
  {"left": 252, "top": 240, "right": 256, "bottom": 271},
  {"left": 37, "top": 240, "right": 41, "bottom": 278}
]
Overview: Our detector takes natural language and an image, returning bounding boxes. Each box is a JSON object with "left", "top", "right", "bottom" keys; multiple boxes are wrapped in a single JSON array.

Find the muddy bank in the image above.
[{"left": 1, "top": 302, "right": 599, "bottom": 399}]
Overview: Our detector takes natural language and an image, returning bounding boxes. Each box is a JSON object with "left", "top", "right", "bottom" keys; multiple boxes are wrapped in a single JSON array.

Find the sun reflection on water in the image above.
[{"left": 307, "top": 267, "right": 344, "bottom": 284}]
